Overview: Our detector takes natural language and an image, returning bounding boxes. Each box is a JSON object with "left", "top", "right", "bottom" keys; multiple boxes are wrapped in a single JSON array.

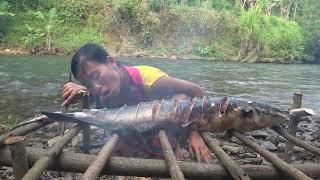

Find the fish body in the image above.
[{"left": 41, "top": 97, "right": 309, "bottom": 133}]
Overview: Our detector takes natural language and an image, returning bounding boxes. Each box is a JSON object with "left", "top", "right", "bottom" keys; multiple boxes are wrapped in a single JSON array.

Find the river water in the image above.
[{"left": 0, "top": 56, "right": 319, "bottom": 124}]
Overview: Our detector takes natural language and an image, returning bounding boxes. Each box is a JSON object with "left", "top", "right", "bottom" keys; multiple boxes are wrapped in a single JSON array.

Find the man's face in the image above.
[{"left": 78, "top": 59, "right": 121, "bottom": 102}]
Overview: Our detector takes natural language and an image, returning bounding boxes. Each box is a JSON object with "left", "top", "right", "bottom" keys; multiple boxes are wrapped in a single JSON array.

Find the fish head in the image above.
[{"left": 204, "top": 97, "right": 290, "bottom": 132}]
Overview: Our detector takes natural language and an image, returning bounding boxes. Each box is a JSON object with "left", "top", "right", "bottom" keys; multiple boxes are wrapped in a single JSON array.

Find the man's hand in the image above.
[
  {"left": 188, "top": 130, "right": 212, "bottom": 163},
  {"left": 62, "top": 82, "right": 87, "bottom": 107}
]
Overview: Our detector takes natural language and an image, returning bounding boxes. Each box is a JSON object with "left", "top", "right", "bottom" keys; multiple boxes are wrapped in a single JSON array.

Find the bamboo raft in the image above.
[{"left": 0, "top": 92, "right": 319, "bottom": 180}]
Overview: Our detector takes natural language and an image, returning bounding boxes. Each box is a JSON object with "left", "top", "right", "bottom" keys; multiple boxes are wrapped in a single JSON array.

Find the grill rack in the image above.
[{"left": 0, "top": 92, "right": 319, "bottom": 180}]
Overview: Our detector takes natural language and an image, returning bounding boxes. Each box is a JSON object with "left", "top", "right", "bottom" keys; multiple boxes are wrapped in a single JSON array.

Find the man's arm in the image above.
[
  {"left": 150, "top": 76, "right": 203, "bottom": 98},
  {"left": 150, "top": 76, "right": 212, "bottom": 163}
]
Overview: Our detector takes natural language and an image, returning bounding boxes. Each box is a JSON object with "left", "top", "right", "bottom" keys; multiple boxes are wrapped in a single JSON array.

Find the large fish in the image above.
[{"left": 41, "top": 97, "right": 315, "bottom": 133}]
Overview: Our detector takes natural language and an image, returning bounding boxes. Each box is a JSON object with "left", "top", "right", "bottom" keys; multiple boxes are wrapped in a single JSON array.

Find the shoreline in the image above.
[{"left": 0, "top": 47, "right": 317, "bottom": 64}]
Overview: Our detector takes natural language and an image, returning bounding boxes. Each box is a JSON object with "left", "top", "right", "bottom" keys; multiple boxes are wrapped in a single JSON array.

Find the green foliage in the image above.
[
  {"left": 0, "top": 1, "right": 14, "bottom": 38},
  {"left": 20, "top": 24, "right": 44, "bottom": 47},
  {"left": 0, "top": 1, "right": 14, "bottom": 16},
  {"left": 193, "top": 42, "right": 225, "bottom": 59},
  {"left": 1, "top": 13, "right": 46, "bottom": 45},
  {"left": 58, "top": 0, "right": 105, "bottom": 24},
  {"left": 87, "top": 13, "right": 105, "bottom": 30},
  {"left": 0, "top": 0, "right": 318, "bottom": 62},
  {"left": 211, "top": 0, "right": 234, "bottom": 10},
  {"left": 53, "top": 27, "right": 104, "bottom": 54},
  {"left": 148, "top": 0, "right": 177, "bottom": 12},
  {"left": 30, "top": 8, "right": 60, "bottom": 34},
  {"left": 296, "top": 0, "right": 320, "bottom": 62},
  {"left": 237, "top": 9, "right": 305, "bottom": 62},
  {"left": 5, "top": 0, "right": 57, "bottom": 12},
  {"left": 58, "top": 0, "right": 88, "bottom": 24},
  {"left": 261, "top": 16, "right": 305, "bottom": 58}
]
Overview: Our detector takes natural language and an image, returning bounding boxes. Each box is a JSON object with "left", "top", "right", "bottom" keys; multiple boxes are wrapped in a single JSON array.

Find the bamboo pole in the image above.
[
  {"left": 272, "top": 126, "right": 320, "bottom": 156},
  {"left": 4, "top": 136, "right": 29, "bottom": 180},
  {"left": 61, "top": 71, "right": 73, "bottom": 136},
  {"left": 81, "top": 134, "right": 119, "bottom": 180},
  {"left": 0, "top": 119, "right": 52, "bottom": 146},
  {"left": 158, "top": 130, "right": 185, "bottom": 180},
  {"left": 81, "top": 93, "right": 90, "bottom": 154},
  {"left": 202, "top": 132, "right": 250, "bottom": 180},
  {"left": 2, "top": 147, "right": 320, "bottom": 179},
  {"left": 21, "top": 125, "right": 81, "bottom": 180},
  {"left": 285, "top": 92, "right": 303, "bottom": 163},
  {"left": 232, "top": 130, "right": 312, "bottom": 180}
]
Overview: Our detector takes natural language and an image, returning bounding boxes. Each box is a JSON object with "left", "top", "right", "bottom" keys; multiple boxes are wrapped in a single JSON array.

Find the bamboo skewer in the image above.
[
  {"left": 21, "top": 125, "right": 81, "bottom": 180},
  {"left": 159, "top": 130, "right": 185, "bottom": 180},
  {"left": 285, "top": 92, "right": 303, "bottom": 163},
  {"left": 202, "top": 132, "right": 250, "bottom": 180},
  {"left": 232, "top": 130, "right": 312, "bottom": 180},
  {"left": 273, "top": 126, "right": 320, "bottom": 156},
  {"left": 81, "top": 134, "right": 119, "bottom": 180},
  {"left": 81, "top": 93, "right": 91, "bottom": 154}
]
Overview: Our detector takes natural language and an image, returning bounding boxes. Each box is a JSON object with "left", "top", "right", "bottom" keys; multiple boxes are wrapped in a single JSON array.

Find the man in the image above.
[{"left": 62, "top": 43, "right": 212, "bottom": 162}]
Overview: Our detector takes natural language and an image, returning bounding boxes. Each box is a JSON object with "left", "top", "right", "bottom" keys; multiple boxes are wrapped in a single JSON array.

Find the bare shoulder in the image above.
[{"left": 150, "top": 76, "right": 203, "bottom": 98}]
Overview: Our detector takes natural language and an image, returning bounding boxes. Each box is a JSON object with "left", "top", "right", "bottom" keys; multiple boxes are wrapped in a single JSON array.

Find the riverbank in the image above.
[{"left": 0, "top": 47, "right": 313, "bottom": 64}]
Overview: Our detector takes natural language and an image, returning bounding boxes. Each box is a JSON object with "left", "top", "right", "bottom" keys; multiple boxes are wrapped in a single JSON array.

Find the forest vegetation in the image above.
[{"left": 0, "top": 0, "right": 319, "bottom": 63}]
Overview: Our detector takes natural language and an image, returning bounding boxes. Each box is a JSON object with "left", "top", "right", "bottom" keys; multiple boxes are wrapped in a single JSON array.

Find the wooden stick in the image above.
[
  {"left": 0, "top": 120, "right": 52, "bottom": 146},
  {"left": 2, "top": 147, "right": 320, "bottom": 179},
  {"left": 82, "top": 93, "right": 90, "bottom": 154},
  {"left": 202, "top": 132, "right": 250, "bottom": 180},
  {"left": 4, "top": 136, "right": 29, "bottom": 180},
  {"left": 21, "top": 125, "right": 81, "bottom": 180},
  {"left": 81, "top": 134, "right": 119, "bottom": 180},
  {"left": 232, "top": 130, "right": 312, "bottom": 180},
  {"left": 273, "top": 126, "right": 320, "bottom": 155},
  {"left": 285, "top": 92, "right": 303, "bottom": 163},
  {"left": 159, "top": 130, "right": 185, "bottom": 180},
  {"left": 289, "top": 108, "right": 315, "bottom": 118},
  {"left": 61, "top": 71, "right": 73, "bottom": 136}
]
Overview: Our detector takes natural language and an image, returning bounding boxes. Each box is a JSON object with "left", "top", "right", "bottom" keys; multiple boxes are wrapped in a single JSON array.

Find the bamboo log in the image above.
[
  {"left": 159, "top": 130, "right": 185, "bottom": 180},
  {"left": 2, "top": 147, "right": 320, "bottom": 179},
  {"left": 4, "top": 136, "right": 29, "bottom": 180},
  {"left": 21, "top": 125, "right": 81, "bottom": 180},
  {"left": 232, "top": 130, "right": 312, "bottom": 180},
  {"left": 0, "top": 119, "right": 52, "bottom": 146},
  {"left": 82, "top": 93, "right": 90, "bottom": 154},
  {"left": 272, "top": 126, "right": 320, "bottom": 156},
  {"left": 82, "top": 134, "right": 119, "bottom": 180},
  {"left": 285, "top": 92, "right": 303, "bottom": 163},
  {"left": 202, "top": 132, "right": 250, "bottom": 180}
]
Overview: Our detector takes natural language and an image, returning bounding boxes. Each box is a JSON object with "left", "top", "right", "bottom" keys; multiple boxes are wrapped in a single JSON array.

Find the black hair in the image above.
[{"left": 71, "top": 43, "right": 109, "bottom": 79}]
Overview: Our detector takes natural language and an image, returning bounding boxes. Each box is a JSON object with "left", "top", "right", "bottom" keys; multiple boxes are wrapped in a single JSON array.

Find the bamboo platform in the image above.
[{"left": 0, "top": 93, "right": 319, "bottom": 180}]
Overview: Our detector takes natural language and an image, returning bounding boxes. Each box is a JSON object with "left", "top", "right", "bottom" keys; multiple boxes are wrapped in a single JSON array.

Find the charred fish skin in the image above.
[
  {"left": 206, "top": 97, "right": 290, "bottom": 132},
  {"left": 42, "top": 97, "right": 307, "bottom": 133}
]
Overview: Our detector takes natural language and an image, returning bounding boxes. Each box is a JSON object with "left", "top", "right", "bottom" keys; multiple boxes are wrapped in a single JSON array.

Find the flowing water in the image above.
[{"left": 0, "top": 56, "right": 319, "bottom": 124}]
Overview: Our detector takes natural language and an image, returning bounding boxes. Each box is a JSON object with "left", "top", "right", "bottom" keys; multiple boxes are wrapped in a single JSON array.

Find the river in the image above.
[{"left": 0, "top": 56, "right": 319, "bottom": 124}]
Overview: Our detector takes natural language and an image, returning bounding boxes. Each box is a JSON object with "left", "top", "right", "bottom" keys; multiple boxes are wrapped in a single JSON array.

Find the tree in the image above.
[{"left": 30, "top": 8, "right": 60, "bottom": 52}]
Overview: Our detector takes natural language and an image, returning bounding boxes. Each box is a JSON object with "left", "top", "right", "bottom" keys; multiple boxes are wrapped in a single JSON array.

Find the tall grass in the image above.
[{"left": 237, "top": 9, "right": 305, "bottom": 62}]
